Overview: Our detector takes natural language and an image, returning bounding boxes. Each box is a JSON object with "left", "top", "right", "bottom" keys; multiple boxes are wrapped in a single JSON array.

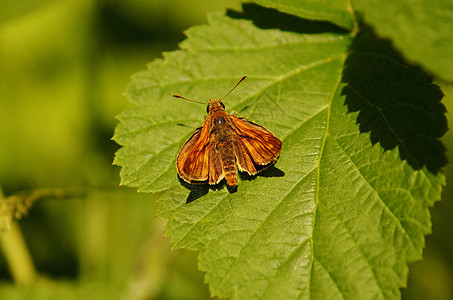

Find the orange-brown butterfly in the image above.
[{"left": 173, "top": 76, "right": 282, "bottom": 187}]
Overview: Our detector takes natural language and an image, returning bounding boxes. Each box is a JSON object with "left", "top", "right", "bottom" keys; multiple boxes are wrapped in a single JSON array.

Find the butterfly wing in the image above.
[
  {"left": 176, "top": 121, "right": 224, "bottom": 184},
  {"left": 208, "top": 144, "right": 224, "bottom": 184},
  {"left": 230, "top": 115, "right": 282, "bottom": 175},
  {"left": 177, "top": 124, "right": 210, "bottom": 183}
]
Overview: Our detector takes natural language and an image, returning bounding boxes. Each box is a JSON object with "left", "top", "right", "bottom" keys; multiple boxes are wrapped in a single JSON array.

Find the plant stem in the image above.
[{"left": 0, "top": 189, "right": 37, "bottom": 284}]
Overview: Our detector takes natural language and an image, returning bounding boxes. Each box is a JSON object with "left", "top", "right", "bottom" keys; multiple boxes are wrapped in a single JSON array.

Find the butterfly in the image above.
[{"left": 173, "top": 76, "right": 282, "bottom": 187}]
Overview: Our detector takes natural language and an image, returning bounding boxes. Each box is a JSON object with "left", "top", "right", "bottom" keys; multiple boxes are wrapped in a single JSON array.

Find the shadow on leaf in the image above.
[
  {"left": 342, "top": 25, "right": 447, "bottom": 174},
  {"left": 178, "top": 164, "right": 285, "bottom": 203},
  {"left": 227, "top": 3, "right": 348, "bottom": 34},
  {"left": 239, "top": 164, "right": 285, "bottom": 182},
  {"left": 178, "top": 177, "right": 233, "bottom": 203}
]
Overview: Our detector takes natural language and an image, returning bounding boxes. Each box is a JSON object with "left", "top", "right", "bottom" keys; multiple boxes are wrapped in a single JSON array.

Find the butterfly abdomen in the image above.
[{"left": 218, "top": 141, "right": 237, "bottom": 186}]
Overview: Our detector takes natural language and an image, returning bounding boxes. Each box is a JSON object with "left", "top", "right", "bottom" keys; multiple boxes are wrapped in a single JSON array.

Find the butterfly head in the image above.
[{"left": 207, "top": 98, "right": 225, "bottom": 113}]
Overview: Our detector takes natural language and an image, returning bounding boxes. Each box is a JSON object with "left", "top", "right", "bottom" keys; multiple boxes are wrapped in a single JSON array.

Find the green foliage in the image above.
[
  {"left": 114, "top": 10, "right": 350, "bottom": 193},
  {"left": 352, "top": 0, "right": 453, "bottom": 82},
  {"left": 0, "top": 0, "right": 450, "bottom": 299},
  {"left": 0, "top": 0, "right": 57, "bottom": 24},
  {"left": 114, "top": 2, "right": 448, "bottom": 299},
  {"left": 253, "top": 0, "right": 355, "bottom": 29},
  {"left": 0, "top": 1, "right": 217, "bottom": 299}
]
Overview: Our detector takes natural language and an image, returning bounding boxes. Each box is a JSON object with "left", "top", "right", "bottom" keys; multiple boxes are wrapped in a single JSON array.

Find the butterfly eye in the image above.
[
  {"left": 206, "top": 105, "right": 210, "bottom": 113},
  {"left": 220, "top": 102, "right": 225, "bottom": 109}
]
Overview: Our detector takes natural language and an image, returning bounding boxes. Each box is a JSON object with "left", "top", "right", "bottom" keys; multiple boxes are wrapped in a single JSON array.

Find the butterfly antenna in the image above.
[
  {"left": 172, "top": 94, "right": 206, "bottom": 105},
  {"left": 220, "top": 76, "right": 247, "bottom": 101}
]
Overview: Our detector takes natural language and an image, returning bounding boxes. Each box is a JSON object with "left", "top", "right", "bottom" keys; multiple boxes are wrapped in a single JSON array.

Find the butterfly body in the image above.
[
  {"left": 176, "top": 97, "right": 282, "bottom": 187},
  {"left": 206, "top": 99, "right": 239, "bottom": 186}
]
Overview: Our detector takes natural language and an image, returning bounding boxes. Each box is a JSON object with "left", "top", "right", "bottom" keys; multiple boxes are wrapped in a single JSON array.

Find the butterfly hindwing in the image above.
[{"left": 208, "top": 144, "right": 224, "bottom": 184}]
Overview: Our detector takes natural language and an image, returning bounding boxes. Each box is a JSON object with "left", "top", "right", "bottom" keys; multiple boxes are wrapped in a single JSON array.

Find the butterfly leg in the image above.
[{"left": 230, "top": 110, "right": 246, "bottom": 118}]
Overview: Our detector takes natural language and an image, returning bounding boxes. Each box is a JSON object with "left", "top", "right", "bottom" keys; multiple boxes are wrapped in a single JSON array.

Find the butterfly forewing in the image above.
[
  {"left": 176, "top": 124, "right": 211, "bottom": 182},
  {"left": 230, "top": 115, "right": 282, "bottom": 166}
]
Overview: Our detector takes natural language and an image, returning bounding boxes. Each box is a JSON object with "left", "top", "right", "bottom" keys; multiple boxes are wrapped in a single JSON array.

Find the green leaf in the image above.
[
  {"left": 252, "top": 0, "right": 355, "bottom": 30},
  {"left": 113, "top": 8, "right": 351, "bottom": 193},
  {"left": 352, "top": 0, "right": 453, "bottom": 83},
  {"left": 342, "top": 26, "right": 447, "bottom": 174},
  {"left": 113, "top": 6, "right": 446, "bottom": 300}
]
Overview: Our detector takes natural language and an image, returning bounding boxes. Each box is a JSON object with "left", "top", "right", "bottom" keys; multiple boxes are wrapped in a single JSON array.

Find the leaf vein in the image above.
[
  {"left": 216, "top": 165, "right": 319, "bottom": 290},
  {"left": 331, "top": 136, "right": 418, "bottom": 255},
  {"left": 318, "top": 202, "right": 386, "bottom": 298},
  {"left": 312, "top": 256, "right": 346, "bottom": 300}
]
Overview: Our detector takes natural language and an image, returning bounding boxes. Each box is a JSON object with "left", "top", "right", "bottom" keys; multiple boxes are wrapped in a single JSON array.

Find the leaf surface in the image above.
[
  {"left": 253, "top": 0, "right": 355, "bottom": 30},
  {"left": 113, "top": 7, "right": 445, "bottom": 300},
  {"left": 352, "top": 0, "right": 453, "bottom": 82}
]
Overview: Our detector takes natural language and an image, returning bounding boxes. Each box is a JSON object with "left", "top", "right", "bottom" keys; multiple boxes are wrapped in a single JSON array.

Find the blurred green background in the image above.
[
  {"left": 0, "top": 1, "right": 241, "bottom": 299},
  {"left": 0, "top": 1, "right": 451, "bottom": 299}
]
